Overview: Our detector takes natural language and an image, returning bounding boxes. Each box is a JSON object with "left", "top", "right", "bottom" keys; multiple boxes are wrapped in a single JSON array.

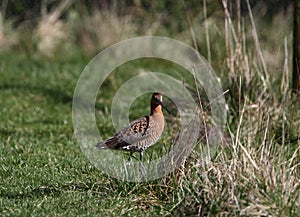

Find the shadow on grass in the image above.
[
  {"left": 0, "top": 83, "right": 73, "bottom": 105},
  {"left": 0, "top": 83, "right": 105, "bottom": 111},
  {"left": 0, "top": 129, "right": 17, "bottom": 137},
  {"left": 0, "top": 182, "right": 110, "bottom": 200},
  {"left": 1, "top": 186, "right": 61, "bottom": 200}
]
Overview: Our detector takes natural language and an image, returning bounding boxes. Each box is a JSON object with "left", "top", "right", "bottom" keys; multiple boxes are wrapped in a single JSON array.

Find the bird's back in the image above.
[{"left": 96, "top": 114, "right": 165, "bottom": 152}]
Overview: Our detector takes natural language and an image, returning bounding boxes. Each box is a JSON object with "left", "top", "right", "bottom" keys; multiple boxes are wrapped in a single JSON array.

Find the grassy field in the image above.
[
  {"left": 1, "top": 2, "right": 300, "bottom": 216},
  {"left": 1, "top": 49, "right": 299, "bottom": 216}
]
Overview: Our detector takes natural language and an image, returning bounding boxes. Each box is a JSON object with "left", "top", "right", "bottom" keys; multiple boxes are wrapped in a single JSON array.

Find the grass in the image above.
[
  {"left": 1, "top": 2, "right": 300, "bottom": 216},
  {"left": 1, "top": 49, "right": 299, "bottom": 216}
]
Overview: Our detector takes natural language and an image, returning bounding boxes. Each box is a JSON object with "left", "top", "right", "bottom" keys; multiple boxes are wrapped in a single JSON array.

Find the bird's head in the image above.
[{"left": 151, "top": 93, "right": 171, "bottom": 115}]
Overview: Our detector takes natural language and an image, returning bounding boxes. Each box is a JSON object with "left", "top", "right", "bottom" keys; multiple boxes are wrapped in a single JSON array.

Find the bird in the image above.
[{"left": 96, "top": 93, "right": 170, "bottom": 161}]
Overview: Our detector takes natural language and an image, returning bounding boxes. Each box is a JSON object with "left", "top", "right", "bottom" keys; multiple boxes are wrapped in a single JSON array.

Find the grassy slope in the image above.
[
  {"left": 1, "top": 49, "right": 299, "bottom": 216},
  {"left": 0, "top": 52, "right": 187, "bottom": 216}
]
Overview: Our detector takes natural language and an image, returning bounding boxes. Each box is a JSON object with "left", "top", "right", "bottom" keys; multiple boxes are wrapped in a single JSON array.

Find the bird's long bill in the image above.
[{"left": 160, "top": 102, "right": 171, "bottom": 114}]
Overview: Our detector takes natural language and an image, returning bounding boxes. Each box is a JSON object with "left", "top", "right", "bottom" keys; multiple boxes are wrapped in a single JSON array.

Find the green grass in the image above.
[
  {"left": 0, "top": 51, "right": 186, "bottom": 216},
  {"left": 1, "top": 47, "right": 299, "bottom": 216}
]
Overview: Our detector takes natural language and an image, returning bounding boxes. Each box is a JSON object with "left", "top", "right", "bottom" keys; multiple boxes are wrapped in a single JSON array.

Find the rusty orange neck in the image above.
[{"left": 151, "top": 104, "right": 163, "bottom": 115}]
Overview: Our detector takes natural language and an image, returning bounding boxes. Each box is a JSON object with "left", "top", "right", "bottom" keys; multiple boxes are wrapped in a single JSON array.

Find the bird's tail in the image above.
[{"left": 96, "top": 137, "right": 118, "bottom": 149}]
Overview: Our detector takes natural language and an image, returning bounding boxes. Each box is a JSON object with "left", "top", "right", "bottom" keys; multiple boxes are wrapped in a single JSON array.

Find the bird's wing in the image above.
[{"left": 96, "top": 116, "right": 161, "bottom": 150}]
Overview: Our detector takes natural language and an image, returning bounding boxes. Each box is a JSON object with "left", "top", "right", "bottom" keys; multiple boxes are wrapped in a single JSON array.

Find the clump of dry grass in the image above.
[
  {"left": 71, "top": 4, "right": 169, "bottom": 55},
  {"left": 0, "top": 19, "right": 10, "bottom": 50},
  {"left": 35, "top": 0, "right": 74, "bottom": 56},
  {"left": 79, "top": 9, "right": 136, "bottom": 55},
  {"left": 168, "top": 0, "right": 299, "bottom": 216},
  {"left": 0, "top": 0, "right": 17, "bottom": 50},
  {"left": 77, "top": 6, "right": 168, "bottom": 55}
]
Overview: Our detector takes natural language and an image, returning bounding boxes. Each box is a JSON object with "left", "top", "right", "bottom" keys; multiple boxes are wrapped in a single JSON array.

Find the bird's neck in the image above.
[{"left": 151, "top": 105, "right": 163, "bottom": 115}]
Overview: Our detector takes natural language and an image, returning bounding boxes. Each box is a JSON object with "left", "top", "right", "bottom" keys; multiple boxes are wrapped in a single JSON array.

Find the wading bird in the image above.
[{"left": 96, "top": 93, "right": 170, "bottom": 161}]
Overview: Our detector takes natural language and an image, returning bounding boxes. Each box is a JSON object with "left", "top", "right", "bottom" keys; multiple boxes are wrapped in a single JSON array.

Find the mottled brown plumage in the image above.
[{"left": 96, "top": 93, "right": 170, "bottom": 161}]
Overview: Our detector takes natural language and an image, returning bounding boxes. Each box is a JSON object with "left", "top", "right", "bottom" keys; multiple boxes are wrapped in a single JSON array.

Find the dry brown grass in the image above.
[
  {"left": 0, "top": 0, "right": 17, "bottom": 50},
  {"left": 35, "top": 0, "right": 74, "bottom": 56},
  {"left": 80, "top": 9, "right": 136, "bottom": 55},
  {"left": 165, "top": 1, "right": 300, "bottom": 216}
]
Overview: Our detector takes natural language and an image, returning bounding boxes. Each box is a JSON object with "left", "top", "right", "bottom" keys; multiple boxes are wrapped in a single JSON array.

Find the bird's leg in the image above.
[
  {"left": 139, "top": 151, "right": 143, "bottom": 161},
  {"left": 128, "top": 152, "right": 133, "bottom": 161}
]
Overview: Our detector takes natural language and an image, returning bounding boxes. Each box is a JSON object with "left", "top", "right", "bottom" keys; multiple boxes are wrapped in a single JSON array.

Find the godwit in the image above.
[{"left": 96, "top": 93, "right": 170, "bottom": 161}]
